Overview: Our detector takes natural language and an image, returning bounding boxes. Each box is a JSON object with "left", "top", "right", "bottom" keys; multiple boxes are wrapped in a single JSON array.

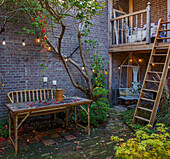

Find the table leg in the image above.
[
  {"left": 13, "top": 114, "right": 18, "bottom": 155},
  {"left": 87, "top": 104, "right": 90, "bottom": 135},
  {"left": 9, "top": 111, "right": 11, "bottom": 139},
  {"left": 66, "top": 108, "right": 68, "bottom": 127},
  {"left": 74, "top": 106, "right": 77, "bottom": 128}
]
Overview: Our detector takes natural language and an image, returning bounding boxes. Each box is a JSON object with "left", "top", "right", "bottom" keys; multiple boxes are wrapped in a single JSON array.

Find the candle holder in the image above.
[
  {"left": 52, "top": 80, "right": 57, "bottom": 89},
  {"left": 43, "top": 77, "right": 48, "bottom": 88}
]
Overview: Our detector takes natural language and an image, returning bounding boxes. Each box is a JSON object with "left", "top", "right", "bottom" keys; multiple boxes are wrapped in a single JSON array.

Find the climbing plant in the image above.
[{"left": 2, "top": 0, "right": 106, "bottom": 100}]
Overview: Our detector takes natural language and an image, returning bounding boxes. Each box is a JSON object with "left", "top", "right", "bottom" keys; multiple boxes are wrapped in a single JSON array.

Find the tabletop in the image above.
[{"left": 5, "top": 97, "right": 93, "bottom": 114}]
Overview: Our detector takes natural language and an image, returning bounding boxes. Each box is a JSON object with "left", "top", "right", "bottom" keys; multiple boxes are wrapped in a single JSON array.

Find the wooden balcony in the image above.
[
  {"left": 109, "top": 2, "right": 169, "bottom": 54},
  {"left": 108, "top": 42, "right": 169, "bottom": 53}
]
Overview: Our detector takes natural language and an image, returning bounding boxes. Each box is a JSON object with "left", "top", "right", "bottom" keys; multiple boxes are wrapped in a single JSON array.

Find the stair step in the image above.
[
  {"left": 138, "top": 107, "right": 153, "bottom": 112},
  {"left": 150, "top": 62, "right": 165, "bottom": 65},
  {"left": 155, "top": 45, "right": 169, "bottom": 48},
  {"left": 148, "top": 71, "right": 162, "bottom": 74},
  {"left": 141, "top": 98, "right": 155, "bottom": 102},
  {"left": 135, "top": 116, "right": 150, "bottom": 122},
  {"left": 158, "top": 29, "right": 170, "bottom": 32},
  {"left": 157, "top": 37, "right": 170, "bottom": 40},
  {"left": 146, "top": 80, "right": 160, "bottom": 83},
  {"left": 152, "top": 54, "right": 167, "bottom": 56},
  {"left": 161, "top": 21, "right": 170, "bottom": 24},
  {"left": 143, "top": 89, "right": 158, "bottom": 93}
]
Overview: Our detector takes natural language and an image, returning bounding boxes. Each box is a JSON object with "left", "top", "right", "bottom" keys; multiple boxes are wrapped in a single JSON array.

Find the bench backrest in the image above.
[{"left": 8, "top": 89, "right": 60, "bottom": 103}]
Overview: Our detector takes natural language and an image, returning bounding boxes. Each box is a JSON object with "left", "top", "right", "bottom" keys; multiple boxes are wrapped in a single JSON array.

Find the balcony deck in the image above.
[{"left": 109, "top": 42, "right": 169, "bottom": 53}]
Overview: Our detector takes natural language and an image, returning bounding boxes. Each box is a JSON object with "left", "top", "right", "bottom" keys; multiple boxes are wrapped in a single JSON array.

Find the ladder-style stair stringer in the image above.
[{"left": 132, "top": 18, "right": 170, "bottom": 125}]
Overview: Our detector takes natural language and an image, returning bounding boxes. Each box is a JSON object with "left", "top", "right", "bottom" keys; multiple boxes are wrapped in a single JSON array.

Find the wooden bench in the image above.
[{"left": 7, "top": 89, "right": 68, "bottom": 125}]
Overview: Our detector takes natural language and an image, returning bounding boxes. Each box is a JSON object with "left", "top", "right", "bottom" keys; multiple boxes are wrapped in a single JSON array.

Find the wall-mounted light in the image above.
[
  {"left": 2, "top": 38, "right": 6, "bottom": 46},
  {"left": 118, "top": 65, "right": 121, "bottom": 70},
  {"left": 129, "top": 59, "right": 132, "bottom": 62},
  {"left": 36, "top": 36, "right": 41, "bottom": 43},
  {"left": 139, "top": 57, "right": 142, "bottom": 62},
  {"left": 22, "top": 39, "right": 26, "bottom": 46}
]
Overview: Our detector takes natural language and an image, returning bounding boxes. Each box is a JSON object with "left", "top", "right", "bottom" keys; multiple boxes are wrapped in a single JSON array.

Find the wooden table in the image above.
[{"left": 5, "top": 97, "right": 93, "bottom": 155}]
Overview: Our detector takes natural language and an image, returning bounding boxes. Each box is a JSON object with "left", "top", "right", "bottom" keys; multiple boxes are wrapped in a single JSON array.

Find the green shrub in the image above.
[
  {"left": 0, "top": 120, "right": 9, "bottom": 138},
  {"left": 79, "top": 40, "right": 110, "bottom": 127},
  {"left": 80, "top": 98, "right": 109, "bottom": 127},
  {"left": 112, "top": 123, "right": 170, "bottom": 159}
]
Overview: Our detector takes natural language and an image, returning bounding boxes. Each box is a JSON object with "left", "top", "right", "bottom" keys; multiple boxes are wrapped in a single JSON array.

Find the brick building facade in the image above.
[
  {"left": 0, "top": 0, "right": 169, "bottom": 119},
  {"left": 0, "top": 3, "right": 109, "bottom": 119}
]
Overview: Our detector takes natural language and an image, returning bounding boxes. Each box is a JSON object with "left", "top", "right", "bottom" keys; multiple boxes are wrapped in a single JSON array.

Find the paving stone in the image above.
[
  {"left": 42, "top": 139, "right": 56, "bottom": 146},
  {"left": 50, "top": 133, "right": 61, "bottom": 138},
  {"left": 41, "top": 153, "right": 50, "bottom": 157},
  {"left": 64, "top": 135, "right": 76, "bottom": 141},
  {"left": 59, "top": 132, "right": 72, "bottom": 136},
  {"left": 27, "top": 137, "right": 40, "bottom": 144}
]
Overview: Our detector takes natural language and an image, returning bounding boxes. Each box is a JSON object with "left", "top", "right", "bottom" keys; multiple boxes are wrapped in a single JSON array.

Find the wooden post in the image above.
[
  {"left": 129, "top": 0, "right": 133, "bottom": 13},
  {"left": 146, "top": 2, "right": 151, "bottom": 44},
  {"left": 87, "top": 104, "right": 90, "bottom": 135},
  {"left": 129, "top": 0, "right": 133, "bottom": 30},
  {"left": 128, "top": 53, "right": 133, "bottom": 88},
  {"left": 74, "top": 106, "right": 77, "bottom": 128},
  {"left": 66, "top": 108, "right": 68, "bottom": 127},
  {"left": 109, "top": 53, "right": 113, "bottom": 101},
  {"left": 14, "top": 114, "right": 18, "bottom": 155},
  {"left": 9, "top": 111, "right": 11, "bottom": 139},
  {"left": 108, "top": 0, "right": 113, "bottom": 45}
]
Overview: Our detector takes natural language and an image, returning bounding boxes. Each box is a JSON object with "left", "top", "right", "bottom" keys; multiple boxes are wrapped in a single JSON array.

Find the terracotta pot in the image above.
[{"left": 56, "top": 89, "right": 65, "bottom": 101}]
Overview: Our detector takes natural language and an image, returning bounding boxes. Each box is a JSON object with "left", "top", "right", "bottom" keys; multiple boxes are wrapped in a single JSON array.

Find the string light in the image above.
[
  {"left": 92, "top": 69, "right": 95, "bottom": 73},
  {"left": 65, "top": 58, "right": 68, "bottom": 62},
  {"left": 129, "top": 59, "right": 132, "bottom": 62},
  {"left": 139, "top": 57, "right": 142, "bottom": 62},
  {"left": 22, "top": 39, "right": 26, "bottom": 46},
  {"left": 36, "top": 36, "right": 41, "bottom": 43},
  {"left": 152, "top": 63, "right": 155, "bottom": 67},
  {"left": 47, "top": 46, "right": 51, "bottom": 51},
  {"left": 168, "top": 65, "right": 170, "bottom": 69},
  {"left": 82, "top": 65, "right": 85, "bottom": 70},
  {"left": 118, "top": 65, "right": 121, "bottom": 70},
  {"left": 2, "top": 38, "right": 6, "bottom": 46}
]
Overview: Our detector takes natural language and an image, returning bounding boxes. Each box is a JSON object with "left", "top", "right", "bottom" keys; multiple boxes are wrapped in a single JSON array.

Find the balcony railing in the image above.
[{"left": 110, "top": 2, "right": 151, "bottom": 46}]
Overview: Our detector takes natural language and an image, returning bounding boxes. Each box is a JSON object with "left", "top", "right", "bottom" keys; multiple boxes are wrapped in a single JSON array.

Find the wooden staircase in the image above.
[{"left": 132, "top": 19, "right": 170, "bottom": 125}]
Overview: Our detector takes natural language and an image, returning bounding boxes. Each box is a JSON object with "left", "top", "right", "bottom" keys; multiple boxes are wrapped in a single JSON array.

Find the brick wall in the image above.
[
  {"left": 0, "top": 4, "right": 109, "bottom": 119},
  {"left": 113, "top": 0, "right": 129, "bottom": 13},
  {"left": 134, "top": 0, "right": 167, "bottom": 24}
]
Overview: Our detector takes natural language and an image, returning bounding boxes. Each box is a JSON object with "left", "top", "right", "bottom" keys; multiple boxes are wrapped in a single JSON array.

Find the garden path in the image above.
[{"left": 0, "top": 106, "right": 132, "bottom": 159}]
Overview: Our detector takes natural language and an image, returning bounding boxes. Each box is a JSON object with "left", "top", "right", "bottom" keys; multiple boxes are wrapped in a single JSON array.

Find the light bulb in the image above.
[
  {"left": 118, "top": 65, "right": 121, "bottom": 70},
  {"left": 152, "top": 63, "right": 155, "bottom": 67},
  {"left": 139, "top": 58, "right": 142, "bottom": 62},
  {"left": 22, "top": 40, "right": 26, "bottom": 46},
  {"left": 65, "top": 58, "right": 68, "bottom": 62},
  {"left": 168, "top": 65, "right": 170, "bottom": 69},
  {"left": 129, "top": 59, "right": 132, "bottom": 62},
  {"left": 2, "top": 38, "right": 6, "bottom": 46},
  {"left": 92, "top": 69, "right": 95, "bottom": 73},
  {"left": 82, "top": 66, "right": 85, "bottom": 70},
  {"left": 47, "top": 46, "right": 51, "bottom": 51},
  {"left": 36, "top": 37, "right": 40, "bottom": 43}
]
